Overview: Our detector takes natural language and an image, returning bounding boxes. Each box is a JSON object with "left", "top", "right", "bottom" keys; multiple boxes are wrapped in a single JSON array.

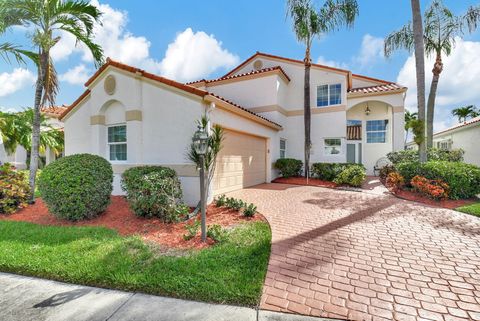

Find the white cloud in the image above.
[
  {"left": 158, "top": 28, "right": 239, "bottom": 82},
  {"left": 316, "top": 56, "right": 348, "bottom": 69},
  {"left": 59, "top": 65, "right": 91, "bottom": 85},
  {"left": 397, "top": 37, "right": 480, "bottom": 131},
  {"left": 0, "top": 68, "right": 35, "bottom": 97},
  {"left": 355, "top": 34, "right": 384, "bottom": 68}
]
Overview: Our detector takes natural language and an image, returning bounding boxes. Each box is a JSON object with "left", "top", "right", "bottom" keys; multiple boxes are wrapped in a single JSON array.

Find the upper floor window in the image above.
[
  {"left": 280, "top": 139, "right": 286, "bottom": 159},
  {"left": 108, "top": 125, "right": 127, "bottom": 161},
  {"left": 317, "top": 84, "right": 342, "bottom": 107},
  {"left": 366, "top": 120, "right": 387, "bottom": 143}
]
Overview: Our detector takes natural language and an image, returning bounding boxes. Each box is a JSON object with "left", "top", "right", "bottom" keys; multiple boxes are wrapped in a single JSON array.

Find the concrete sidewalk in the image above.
[{"left": 0, "top": 273, "right": 336, "bottom": 321}]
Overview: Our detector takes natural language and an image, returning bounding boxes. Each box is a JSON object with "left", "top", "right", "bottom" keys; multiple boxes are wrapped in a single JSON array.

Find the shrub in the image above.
[
  {"left": 387, "top": 148, "right": 464, "bottom": 164},
  {"left": 214, "top": 194, "right": 227, "bottom": 207},
  {"left": 183, "top": 220, "right": 200, "bottom": 241},
  {"left": 0, "top": 164, "right": 31, "bottom": 214},
  {"left": 274, "top": 158, "right": 303, "bottom": 178},
  {"left": 311, "top": 163, "right": 345, "bottom": 181},
  {"left": 333, "top": 165, "right": 366, "bottom": 187},
  {"left": 243, "top": 203, "right": 257, "bottom": 217},
  {"left": 396, "top": 161, "right": 421, "bottom": 183},
  {"left": 225, "top": 197, "right": 246, "bottom": 211},
  {"left": 411, "top": 175, "right": 449, "bottom": 200},
  {"left": 121, "top": 166, "right": 188, "bottom": 222},
  {"left": 385, "top": 172, "right": 405, "bottom": 191},
  {"left": 38, "top": 154, "right": 112, "bottom": 221},
  {"left": 379, "top": 164, "right": 396, "bottom": 181},
  {"left": 207, "top": 224, "right": 228, "bottom": 243}
]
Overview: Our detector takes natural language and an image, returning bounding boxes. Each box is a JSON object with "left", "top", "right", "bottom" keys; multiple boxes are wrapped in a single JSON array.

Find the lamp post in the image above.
[{"left": 192, "top": 126, "right": 209, "bottom": 242}]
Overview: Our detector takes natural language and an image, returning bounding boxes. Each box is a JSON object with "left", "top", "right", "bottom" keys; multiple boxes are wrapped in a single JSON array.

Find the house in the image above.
[
  {"left": 60, "top": 52, "right": 406, "bottom": 205},
  {"left": 0, "top": 106, "right": 66, "bottom": 169},
  {"left": 407, "top": 116, "right": 480, "bottom": 166}
]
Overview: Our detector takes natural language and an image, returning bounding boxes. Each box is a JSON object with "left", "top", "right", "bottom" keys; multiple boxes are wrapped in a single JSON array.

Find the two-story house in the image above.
[{"left": 60, "top": 52, "right": 406, "bottom": 205}]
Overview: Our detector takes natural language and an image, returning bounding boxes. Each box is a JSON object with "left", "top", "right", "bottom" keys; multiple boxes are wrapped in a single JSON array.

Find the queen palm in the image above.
[
  {"left": 385, "top": 0, "right": 480, "bottom": 149},
  {"left": 0, "top": 0, "right": 104, "bottom": 201},
  {"left": 452, "top": 105, "right": 478, "bottom": 122},
  {"left": 286, "top": 0, "right": 358, "bottom": 177}
]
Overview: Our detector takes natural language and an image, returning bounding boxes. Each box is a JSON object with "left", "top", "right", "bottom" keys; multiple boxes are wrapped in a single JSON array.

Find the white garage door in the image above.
[{"left": 213, "top": 129, "right": 266, "bottom": 195}]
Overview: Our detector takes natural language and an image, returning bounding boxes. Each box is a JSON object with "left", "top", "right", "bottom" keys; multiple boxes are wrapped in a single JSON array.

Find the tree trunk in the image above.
[
  {"left": 410, "top": 0, "right": 427, "bottom": 162},
  {"left": 304, "top": 50, "right": 312, "bottom": 178},
  {"left": 29, "top": 51, "right": 46, "bottom": 202},
  {"left": 426, "top": 53, "right": 443, "bottom": 148}
]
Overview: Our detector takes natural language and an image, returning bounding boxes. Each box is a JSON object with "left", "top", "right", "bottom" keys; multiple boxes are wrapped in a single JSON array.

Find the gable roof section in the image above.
[
  {"left": 41, "top": 105, "right": 68, "bottom": 119},
  {"left": 187, "top": 66, "right": 290, "bottom": 87},
  {"left": 434, "top": 116, "right": 480, "bottom": 136},
  {"left": 60, "top": 58, "right": 281, "bottom": 129},
  {"left": 347, "top": 83, "right": 407, "bottom": 96}
]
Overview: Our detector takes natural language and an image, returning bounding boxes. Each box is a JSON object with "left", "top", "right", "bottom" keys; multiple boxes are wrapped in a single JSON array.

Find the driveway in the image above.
[{"left": 227, "top": 184, "right": 480, "bottom": 321}]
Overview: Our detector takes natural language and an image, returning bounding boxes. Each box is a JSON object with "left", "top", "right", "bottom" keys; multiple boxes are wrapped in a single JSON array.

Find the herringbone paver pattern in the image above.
[{"left": 227, "top": 184, "right": 480, "bottom": 321}]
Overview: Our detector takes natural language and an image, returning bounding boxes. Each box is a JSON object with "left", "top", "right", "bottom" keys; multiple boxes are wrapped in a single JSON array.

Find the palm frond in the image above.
[{"left": 384, "top": 23, "right": 414, "bottom": 57}]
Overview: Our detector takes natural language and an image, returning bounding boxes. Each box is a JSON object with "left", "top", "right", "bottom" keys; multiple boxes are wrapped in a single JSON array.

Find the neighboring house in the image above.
[
  {"left": 60, "top": 52, "right": 406, "bottom": 205},
  {"left": 0, "top": 106, "right": 66, "bottom": 169},
  {"left": 407, "top": 116, "right": 480, "bottom": 166}
]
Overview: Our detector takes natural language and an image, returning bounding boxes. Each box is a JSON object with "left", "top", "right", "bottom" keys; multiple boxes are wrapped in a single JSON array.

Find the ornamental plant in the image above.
[
  {"left": 411, "top": 175, "right": 449, "bottom": 200},
  {"left": 274, "top": 158, "right": 303, "bottom": 178},
  {"left": 333, "top": 164, "right": 366, "bottom": 187},
  {"left": 0, "top": 164, "right": 31, "bottom": 214},
  {"left": 385, "top": 172, "right": 405, "bottom": 191}
]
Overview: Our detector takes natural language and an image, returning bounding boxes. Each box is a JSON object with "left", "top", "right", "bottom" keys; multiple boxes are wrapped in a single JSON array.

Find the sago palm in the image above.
[
  {"left": 0, "top": 0, "right": 104, "bottom": 201},
  {"left": 286, "top": 0, "right": 358, "bottom": 177},
  {"left": 385, "top": 0, "right": 480, "bottom": 149}
]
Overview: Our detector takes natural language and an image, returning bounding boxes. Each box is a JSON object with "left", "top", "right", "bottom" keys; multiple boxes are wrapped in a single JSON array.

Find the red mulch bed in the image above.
[
  {"left": 272, "top": 177, "right": 337, "bottom": 188},
  {"left": 0, "top": 196, "right": 265, "bottom": 250},
  {"left": 389, "top": 187, "right": 477, "bottom": 209}
]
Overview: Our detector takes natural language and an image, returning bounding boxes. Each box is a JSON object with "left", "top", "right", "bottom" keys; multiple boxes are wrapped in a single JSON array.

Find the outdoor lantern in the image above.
[
  {"left": 364, "top": 104, "right": 371, "bottom": 116},
  {"left": 193, "top": 126, "right": 208, "bottom": 155}
]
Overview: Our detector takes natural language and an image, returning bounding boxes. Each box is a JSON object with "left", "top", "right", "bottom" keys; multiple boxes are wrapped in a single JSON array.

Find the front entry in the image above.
[{"left": 347, "top": 142, "right": 362, "bottom": 164}]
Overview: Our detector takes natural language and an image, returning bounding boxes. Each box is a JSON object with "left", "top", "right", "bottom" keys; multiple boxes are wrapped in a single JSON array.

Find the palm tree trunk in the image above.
[
  {"left": 411, "top": 0, "right": 427, "bottom": 162},
  {"left": 29, "top": 51, "right": 46, "bottom": 202},
  {"left": 426, "top": 53, "right": 443, "bottom": 148},
  {"left": 304, "top": 50, "right": 312, "bottom": 178}
]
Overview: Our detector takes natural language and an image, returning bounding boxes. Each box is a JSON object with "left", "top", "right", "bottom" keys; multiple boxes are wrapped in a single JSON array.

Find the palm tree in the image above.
[
  {"left": 404, "top": 110, "right": 418, "bottom": 147},
  {"left": 0, "top": 0, "right": 104, "bottom": 201},
  {"left": 452, "top": 105, "right": 478, "bottom": 122},
  {"left": 286, "top": 0, "right": 358, "bottom": 177},
  {"left": 385, "top": 0, "right": 480, "bottom": 149}
]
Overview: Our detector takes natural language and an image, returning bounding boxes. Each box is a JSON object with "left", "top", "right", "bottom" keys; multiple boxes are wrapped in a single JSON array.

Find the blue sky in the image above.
[{"left": 1, "top": 0, "right": 479, "bottom": 131}]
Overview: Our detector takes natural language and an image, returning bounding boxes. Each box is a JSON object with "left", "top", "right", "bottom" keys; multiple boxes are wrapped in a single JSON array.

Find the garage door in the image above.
[{"left": 213, "top": 129, "right": 266, "bottom": 195}]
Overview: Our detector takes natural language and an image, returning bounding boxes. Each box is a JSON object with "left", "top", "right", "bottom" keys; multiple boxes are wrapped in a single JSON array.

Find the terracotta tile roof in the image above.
[
  {"left": 434, "top": 116, "right": 480, "bottom": 136},
  {"left": 348, "top": 83, "right": 407, "bottom": 95},
  {"left": 40, "top": 105, "right": 68, "bottom": 118},
  {"left": 187, "top": 66, "right": 290, "bottom": 85},
  {"left": 347, "top": 124, "right": 361, "bottom": 140}
]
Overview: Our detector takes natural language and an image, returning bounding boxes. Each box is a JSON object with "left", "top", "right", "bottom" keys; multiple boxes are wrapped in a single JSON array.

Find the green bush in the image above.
[
  {"left": 243, "top": 203, "right": 257, "bottom": 217},
  {"left": 274, "top": 158, "right": 303, "bottom": 178},
  {"left": 387, "top": 148, "right": 464, "bottom": 164},
  {"left": 38, "top": 154, "right": 113, "bottom": 221},
  {"left": 311, "top": 163, "right": 365, "bottom": 182},
  {"left": 333, "top": 165, "right": 366, "bottom": 187},
  {"left": 214, "top": 194, "right": 227, "bottom": 207},
  {"left": 225, "top": 197, "right": 246, "bottom": 211},
  {"left": 183, "top": 220, "right": 200, "bottom": 241},
  {"left": 398, "top": 161, "right": 480, "bottom": 199},
  {"left": 0, "top": 164, "right": 31, "bottom": 214},
  {"left": 121, "top": 166, "right": 188, "bottom": 222},
  {"left": 207, "top": 224, "right": 228, "bottom": 243}
]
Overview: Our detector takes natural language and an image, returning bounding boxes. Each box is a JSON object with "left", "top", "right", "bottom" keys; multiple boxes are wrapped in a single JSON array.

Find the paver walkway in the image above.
[{"left": 227, "top": 184, "right": 480, "bottom": 321}]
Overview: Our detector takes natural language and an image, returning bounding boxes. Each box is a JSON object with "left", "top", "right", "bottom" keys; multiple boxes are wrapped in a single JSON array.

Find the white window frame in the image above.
[
  {"left": 280, "top": 138, "right": 287, "bottom": 159},
  {"left": 316, "top": 83, "right": 343, "bottom": 107},
  {"left": 366, "top": 119, "right": 388, "bottom": 144},
  {"left": 324, "top": 138, "right": 343, "bottom": 155},
  {"left": 107, "top": 124, "right": 127, "bottom": 162},
  {"left": 437, "top": 139, "right": 452, "bottom": 151}
]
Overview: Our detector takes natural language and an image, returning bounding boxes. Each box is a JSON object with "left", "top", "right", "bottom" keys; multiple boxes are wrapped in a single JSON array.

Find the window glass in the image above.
[
  {"left": 108, "top": 125, "right": 127, "bottom": 161},
  {"left": 280, "top": 139, "right": 286, "bottom": 159},
  {"left": 366, "top": 120, "right": 387, "bottom": 143},
  {"left": 316, "top": 85, "right": 329, "bottom": 107},
  {"left": 329, "top": 84, "right": 342, "bottom": 105},
  {"left": 317, "top": 84, "right": 342, "bottom": 107},
  {"left": 324, "top": 138, "right": 342, "bottom": 155}
]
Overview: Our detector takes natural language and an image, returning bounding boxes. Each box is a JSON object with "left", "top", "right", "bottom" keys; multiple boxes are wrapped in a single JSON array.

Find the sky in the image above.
[{"left": 1, "top": 0, "right": 479, "bottom": 132}]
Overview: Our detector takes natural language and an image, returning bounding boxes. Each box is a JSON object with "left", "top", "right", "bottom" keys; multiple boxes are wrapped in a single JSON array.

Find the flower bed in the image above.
[{"left": 391, "top": 188, "right": 477, "bottom": 210}]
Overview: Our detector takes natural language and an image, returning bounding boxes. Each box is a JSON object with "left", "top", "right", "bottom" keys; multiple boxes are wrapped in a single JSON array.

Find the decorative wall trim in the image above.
[
  {"left": 112, "top": 164, "right": 198, "bottom": 177},
  {"left": 125, "top": 110, "right": 143, "bottom": 121},
  {"left": 393, "top": 106, "right": 404, "bottom": 113},
  {"left": 90, "top": 115, "right": 105, "bottom": 125},
  {"left": 286, "top": 105, "right": 346, "bottom": 116},
  {"left": 249, "top": 105, "right": 288, "bottom": 116}
]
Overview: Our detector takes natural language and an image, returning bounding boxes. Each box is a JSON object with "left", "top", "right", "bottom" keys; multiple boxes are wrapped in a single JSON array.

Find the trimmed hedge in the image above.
[
  {"left": 387, "top": 148, "right": 464, "bottom": 164},
  {"left": 311, "top": 162, "right": 366, "bottom": 187},
  {"left": 0, "top": 164, "right": 31, "bottom": 214},
  {"left": 38, "top": 154, "right": 113, "bottom": 221},
  {"left": 333, "top": 164, "right": 366, "bottom": 187},
  {"left": 397, "top": 161, "right": 480, "bottom": 199},
  {"left": 121, "top": 166, "right": 188, "bottom": 222},
  {"left": 274, "top": 158, "right": 303, "bottom": 178}
]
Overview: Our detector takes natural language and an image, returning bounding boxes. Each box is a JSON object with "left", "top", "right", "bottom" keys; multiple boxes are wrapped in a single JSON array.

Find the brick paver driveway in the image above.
[{"left": 227, "top": 184, "right": 480, "bottom": 321}]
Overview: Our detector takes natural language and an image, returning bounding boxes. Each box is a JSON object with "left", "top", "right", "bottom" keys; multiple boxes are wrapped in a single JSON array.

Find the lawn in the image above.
[
  {"left": 456, "top": 202, "right": 480, "bottom": 217},
  {"left": 0, "top": 220, "right": 271, "bottom": 306}
]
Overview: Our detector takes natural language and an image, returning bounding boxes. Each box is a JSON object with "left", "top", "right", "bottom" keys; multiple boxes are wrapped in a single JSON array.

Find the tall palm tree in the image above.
[
  {"left": 452, "top": 105, "right": 478, "bottom": 122},
  {"left": 286, "top": 0, "right": 358, "bottom": 177},
  {"left": 385, "top": 0, "right": 480, "bottom": 148},
  {"left": 0, "top": 0, "right": 104, "bottom": 201},
  {"left": 404, "top": 110, "right": 418, "bottom": 147}
]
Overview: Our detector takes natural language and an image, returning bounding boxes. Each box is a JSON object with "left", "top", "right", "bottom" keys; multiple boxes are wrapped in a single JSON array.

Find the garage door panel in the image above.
[{"left": 213, "top": 130, "right": 266, "bottom": 195}]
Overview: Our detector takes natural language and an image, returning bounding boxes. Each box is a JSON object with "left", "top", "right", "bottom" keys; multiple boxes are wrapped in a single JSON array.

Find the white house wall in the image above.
[{"left": 433, "top": 127, "right": 480, "bottom": 166}]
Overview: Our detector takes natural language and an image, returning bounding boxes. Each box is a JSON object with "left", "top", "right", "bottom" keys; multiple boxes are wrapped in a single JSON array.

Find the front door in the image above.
[{"left": 347, "top": 144, "right": 356, "bottom": 163}]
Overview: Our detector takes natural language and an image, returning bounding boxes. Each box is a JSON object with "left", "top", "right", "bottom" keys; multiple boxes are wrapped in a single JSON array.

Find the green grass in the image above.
[
  {"left": 0, "top": 221, "right": 271, "bottom": 306},
  {"left": 456, "top": 202, "right": 480, "bottom": 217}
]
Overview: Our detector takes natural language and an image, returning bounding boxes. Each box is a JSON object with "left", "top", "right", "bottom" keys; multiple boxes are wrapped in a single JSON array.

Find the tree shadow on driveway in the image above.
[{"left": 33, "top": 288, "right": 91, "bottom": 308}]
